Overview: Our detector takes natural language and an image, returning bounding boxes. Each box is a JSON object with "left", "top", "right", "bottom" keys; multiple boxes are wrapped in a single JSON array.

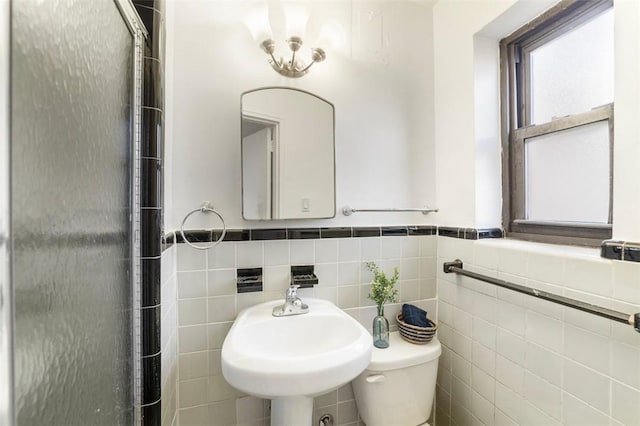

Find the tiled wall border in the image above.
[
  {"left": 437, "top": 226, "right": 503, "bottom": 240},
  {"left": 601, "top": 240, "right": 640, "bottom": 262},
  {"left": 162, "top": 225, "right": 438, "bottom": 252},
  {"left": 165, "top": 227, "right": 640, "bottom": 264},
  {"left": 133, "top": 0, "right": 164, "bottom": 424},
  {"left": 162, "top": 225, "right": 504, "bottom": 251}
]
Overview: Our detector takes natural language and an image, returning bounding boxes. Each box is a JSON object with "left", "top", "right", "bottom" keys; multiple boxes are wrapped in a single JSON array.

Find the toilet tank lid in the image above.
[{"left": 368, "top": 332, "right": 441, "bottom": 371}]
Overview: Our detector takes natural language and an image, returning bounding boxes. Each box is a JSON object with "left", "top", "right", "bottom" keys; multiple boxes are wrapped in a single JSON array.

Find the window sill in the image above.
[{"left": 474, "top": 236, "right": 601, "bottom": 260}]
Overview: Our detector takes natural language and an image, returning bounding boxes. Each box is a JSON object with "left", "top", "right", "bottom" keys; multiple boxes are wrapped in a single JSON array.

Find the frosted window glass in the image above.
[
  {"left": 11, "top": 0, "right": 134, "bottom": 424},
  {"left": 530, "top": 9, "right": 613, "bottom": 124},
  {"left": 525, "top": 121, "right": 610, "bottom": 223}
]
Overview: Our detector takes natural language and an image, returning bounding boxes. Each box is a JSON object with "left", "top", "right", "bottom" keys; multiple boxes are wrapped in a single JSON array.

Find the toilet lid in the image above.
[{"left": 368, "top": 332, "right": 441, "bottom": 371}]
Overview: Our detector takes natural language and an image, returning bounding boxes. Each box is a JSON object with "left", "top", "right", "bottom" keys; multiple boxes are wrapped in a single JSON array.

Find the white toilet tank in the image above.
[{"left": 352, "top": 332, "right": 441, "bottom": 426}]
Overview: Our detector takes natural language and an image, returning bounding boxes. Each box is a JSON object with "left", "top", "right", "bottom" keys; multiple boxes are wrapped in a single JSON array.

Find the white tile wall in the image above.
[
  {"left": 166, "top": 234, "right": 640, "bottom": 426},
  {"left": 161, "top": 245, "right": 178, "bottom": 426},
  {"left": 174, "top": 235, "right": 438, "bottom": 426},
  {"left": 437, "top": 237, "right": 640, "bottom": 426}
]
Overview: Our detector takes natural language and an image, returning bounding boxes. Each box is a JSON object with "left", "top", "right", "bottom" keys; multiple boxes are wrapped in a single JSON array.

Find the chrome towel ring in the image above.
[{"left": 180, "top": 201, "right": 227, "bottom": 250}]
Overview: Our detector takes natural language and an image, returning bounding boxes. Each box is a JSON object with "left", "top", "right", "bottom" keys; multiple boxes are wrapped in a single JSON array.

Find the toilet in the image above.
[{"left": 352, "top": 331, "right": 441, "bottom": 426}]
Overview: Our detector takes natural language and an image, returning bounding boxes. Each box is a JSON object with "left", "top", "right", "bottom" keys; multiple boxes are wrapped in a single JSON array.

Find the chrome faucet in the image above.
[{"left": 272, "top": 285, "right": 309, "bottom": 317}]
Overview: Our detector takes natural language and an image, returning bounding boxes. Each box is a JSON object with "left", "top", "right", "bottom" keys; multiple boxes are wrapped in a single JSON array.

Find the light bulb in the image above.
[
  {"left": 316, "top": 19, "right": 346, "bottom": 52},
  {"left": 283, "top": 3, "right": 309, "bottom": 39},
  {"left": 244, "top": 1, "right": 273, "bottom": 43}
]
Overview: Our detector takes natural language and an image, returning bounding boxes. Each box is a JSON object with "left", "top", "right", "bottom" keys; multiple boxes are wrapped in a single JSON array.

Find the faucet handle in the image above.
[{"left": 287, "top": 284, "right": 300, "bottom": 297}]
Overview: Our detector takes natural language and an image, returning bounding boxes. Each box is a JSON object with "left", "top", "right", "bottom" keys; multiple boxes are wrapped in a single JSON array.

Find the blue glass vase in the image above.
[{"left": 372, "top": 305, "right": 389, "bottom": 348}]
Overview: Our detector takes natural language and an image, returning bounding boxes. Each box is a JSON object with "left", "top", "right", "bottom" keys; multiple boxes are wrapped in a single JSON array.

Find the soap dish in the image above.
[{"left": 396, "top": 313, "right": 437, "bottom": 345}]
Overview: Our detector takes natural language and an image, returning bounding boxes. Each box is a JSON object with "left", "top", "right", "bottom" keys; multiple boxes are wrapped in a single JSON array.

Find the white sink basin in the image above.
[{"left": 222, "top": 298, "right": 372, "bottom": 425}]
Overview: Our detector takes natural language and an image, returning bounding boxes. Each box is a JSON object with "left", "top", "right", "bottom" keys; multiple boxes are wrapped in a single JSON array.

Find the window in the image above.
[{"left": 501, "top": 0, "right": 614, "bottom": 245}]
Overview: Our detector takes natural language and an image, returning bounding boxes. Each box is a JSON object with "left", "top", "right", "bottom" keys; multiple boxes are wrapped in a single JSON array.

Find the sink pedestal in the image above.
[{"left": 271, "top": 396, "right": 313, "bottom": 426}]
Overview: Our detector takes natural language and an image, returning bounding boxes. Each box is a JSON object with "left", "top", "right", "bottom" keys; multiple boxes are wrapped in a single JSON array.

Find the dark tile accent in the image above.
[
  {"left": 141, "top": 158, "right": 161, "bottom": 208},
  {"left": 141, "top": 258, "right": 161, "bottom": 307},
  {"left": 141, "top": 209, "right": 161, "bottom": 257},
  {"left": 407, "top": 226, "right": 437, "bottom": 236},
  {"left": 353, "top": 227, "right": 381, "bottom": 238},
  {"left": 147, "top": 9, "right": 164, "bottom": 61},
  {"left": 601, "top": 240, "right": 624, "bottom": 260},
  {"left": 438, "top": 227, "right": 461, "bottom": 238},
  {"left": 623, "top": 244, "right": 640, "bottom": 262},
  {"left": 143, "top": 58, "right": 162, "bottom": 109},
  {"left": 143, "top": 42, "right": 153, "bottom": 62},
  {"left": 133, "top": 0, "right": 157, "bottom": 9},
  {"left": 463, "top": 228, "right": 478, "bottom": 239},
  {"left": 381, "top": 226, "right": 408, "bottom": 236},
  {"left": 477, "top": 228, "right": 504, "bottom": 239},
  {"left": 170, "top": 225, "right": 504, "bottom": 244},
  {"left": 320, "top": 227, "right": 352, "bottom": 238},
  {"left": 141, "top": 402, "right": 161, "bottom": 426},
  {"left": 141, "top": 108, "right": 162, "bottom": 158},
  {"left": 287, "top": 228, "right": 321, "bottom": 239},
  {"left": 134, "top": 4, "right": 155, "bottom": 33},
  {"left": 162, "top": 232, "right": 174, "bottom": 252},
  {"left": 134, "top": 4, "right": 163, "bottom": 57},
  {"left": 439, "top": 226, "right": 503, "bottom": 240},
  {"left": 219, "top": 229, "right": 251, "bottom": 242},
  {"left": 175, "top": 230, "right": 213, "bottom": 244},
  {"left": 142, "top": 306, "right": 161, "bottom": 356},
  {"left": 142, "top": 353, "right": 161, "bottom": 405},
  {"left": 237, "top": 268, "right": 263, "bottom": 293},
  {"left": 251, "top": 228, "right": 287, "bottom": 241},
  {"left": 164, "top": 232, "right": 174, "bottom": 245},
  {"left": 133, "top": 0, "right": 163, "bottom": 422}
]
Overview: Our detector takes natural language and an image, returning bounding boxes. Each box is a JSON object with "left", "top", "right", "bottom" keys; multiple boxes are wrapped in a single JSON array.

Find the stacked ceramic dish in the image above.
[{"left": 396, "top": 312, "right": 437, "bottom": 345}]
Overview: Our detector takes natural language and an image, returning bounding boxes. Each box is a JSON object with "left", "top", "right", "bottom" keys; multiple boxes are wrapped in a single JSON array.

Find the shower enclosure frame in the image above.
[
  {"left": 115, "top": 0, "right": 148, "bottom": 423},
  {"left": 1, "top": 0, "right": 12, "bottom": 425},
  {"left": 0, "top": 0, "right": 147, "bottom": 424}
]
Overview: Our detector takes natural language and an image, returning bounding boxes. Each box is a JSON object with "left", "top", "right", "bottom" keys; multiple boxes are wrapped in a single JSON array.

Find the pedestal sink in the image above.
[{"left": 221, "top": 298, "right": 372, "bottom": 426}]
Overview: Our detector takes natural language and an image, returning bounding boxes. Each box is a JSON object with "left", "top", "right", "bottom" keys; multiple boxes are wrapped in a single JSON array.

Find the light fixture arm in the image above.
[{"left": 258, "top": 37, "right": 327, "bottom": 79}]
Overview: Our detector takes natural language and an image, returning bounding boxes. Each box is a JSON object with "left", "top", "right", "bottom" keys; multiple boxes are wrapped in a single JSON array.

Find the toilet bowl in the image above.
[{"left": 352, "top": 331, "right": 441, "bottom": 426}]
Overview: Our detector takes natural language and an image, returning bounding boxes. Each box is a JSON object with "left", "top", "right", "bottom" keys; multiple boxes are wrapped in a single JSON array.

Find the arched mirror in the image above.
[{"left": 241, "top": 87, "right": 335, "bottom": 220}]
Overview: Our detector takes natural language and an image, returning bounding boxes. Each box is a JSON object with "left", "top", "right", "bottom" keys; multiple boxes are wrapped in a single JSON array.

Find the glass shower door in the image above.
[
  {"left": 1, "top": 0, "right": 12, "bottom": 425},
  {"left": 9, "top": 0, "right": 142, "bottom": 424}
]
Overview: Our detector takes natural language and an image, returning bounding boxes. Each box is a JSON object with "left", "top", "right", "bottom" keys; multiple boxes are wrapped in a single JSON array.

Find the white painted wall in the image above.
[
  {"left": 433, "top": 0, "right": 555, "bottom": 229},
  {"left": 612, "top": 0, "right": 640, "bottom": 241},
  {"left": 167, "top": 0, "right": 436, "bottom": 230}
]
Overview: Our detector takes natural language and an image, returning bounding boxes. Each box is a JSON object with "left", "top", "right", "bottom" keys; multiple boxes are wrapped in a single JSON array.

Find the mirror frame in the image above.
[{"left": 240, "top": 86, "right": 337, "bottom": 220}]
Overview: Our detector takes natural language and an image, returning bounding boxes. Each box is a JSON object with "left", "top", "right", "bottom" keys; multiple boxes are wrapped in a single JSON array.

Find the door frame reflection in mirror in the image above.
[
  {"left": 241, "top": 113, "right": 280, "bottom": 219},
  {"left": 240, "top": 86, "right": 336, "bottom": 220}
]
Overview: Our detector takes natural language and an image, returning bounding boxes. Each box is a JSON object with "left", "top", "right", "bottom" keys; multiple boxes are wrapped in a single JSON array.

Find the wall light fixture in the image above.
[{"left": 244, "top": 2, "right": 344, "bottom": 78}]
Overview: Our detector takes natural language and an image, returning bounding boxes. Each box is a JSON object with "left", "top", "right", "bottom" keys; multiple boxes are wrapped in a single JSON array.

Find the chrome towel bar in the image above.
[
  {"left": 342, "top": 206, "right": 438, "bottom": 216},
  {"left": 443, "top": 259, "right": 640, "bottom": 334}
]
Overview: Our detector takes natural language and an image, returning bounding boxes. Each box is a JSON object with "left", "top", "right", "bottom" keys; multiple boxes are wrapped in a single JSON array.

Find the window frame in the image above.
[{"left": 500, "top": 0, "right": 614, "bottom": 246}]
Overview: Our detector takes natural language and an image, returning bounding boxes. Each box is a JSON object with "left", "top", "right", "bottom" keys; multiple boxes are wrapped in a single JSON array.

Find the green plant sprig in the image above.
[{"left": 365, "top": 261, "right": 399, "bottom": 309}]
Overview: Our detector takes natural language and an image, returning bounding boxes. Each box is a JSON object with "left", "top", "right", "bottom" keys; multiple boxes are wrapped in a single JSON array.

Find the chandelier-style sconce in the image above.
[{"left": 244, "top": 2, "right": 345, "bottom": 78}]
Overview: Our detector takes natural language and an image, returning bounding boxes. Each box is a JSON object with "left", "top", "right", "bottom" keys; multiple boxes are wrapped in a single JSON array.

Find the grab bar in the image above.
[
  {"left": 443, "top": 259, "right": 640, "bottom": 333},
  {"left": 342, "top": 206, "right": 438, "bottom": 216}
]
